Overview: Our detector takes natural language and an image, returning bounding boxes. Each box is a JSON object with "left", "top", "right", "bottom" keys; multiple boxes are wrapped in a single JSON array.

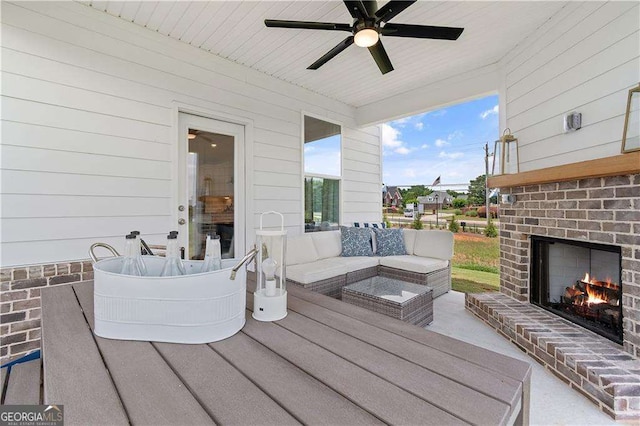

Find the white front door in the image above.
[{"left": 177, "top": 113, "right": 245, "bottom": 260}]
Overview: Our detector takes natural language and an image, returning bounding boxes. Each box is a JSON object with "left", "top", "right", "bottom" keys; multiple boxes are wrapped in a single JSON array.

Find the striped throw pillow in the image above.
[{"left": 352, "top": 222, "right": 387, "bottom": 229}]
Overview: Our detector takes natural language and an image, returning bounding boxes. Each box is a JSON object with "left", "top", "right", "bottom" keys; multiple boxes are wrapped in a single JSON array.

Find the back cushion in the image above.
[
  {"left": 286, "top": 234, "right": 320, "bottom": 265},
  {"left": 311, "top": 230, "right": 342, "bottom": 259},
  {"left": 413, "top": 230, "right": 454, "bottom": 260},
  {"left": 340, "top": 226, "right": 374, "bottom": 257},
  {"left": 402, "top": 229, "right": 417, "bottom": 254},
  {"left": 372, "top": 228, "right": 407, "bottom": 257}
]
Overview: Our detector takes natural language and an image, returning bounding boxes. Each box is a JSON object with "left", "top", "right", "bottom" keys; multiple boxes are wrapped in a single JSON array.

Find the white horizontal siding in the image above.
[
  {"left": 502, "top": 1, "right": 640, "bottom": 171},
  {"left": 0, "top": 1, "right": 380, "bottom": 266}
]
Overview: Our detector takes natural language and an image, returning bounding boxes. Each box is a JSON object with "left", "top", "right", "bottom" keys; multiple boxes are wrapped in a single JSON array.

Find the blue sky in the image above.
[{"left": 382, "top": 94, "right": 499, "bottom": 189}]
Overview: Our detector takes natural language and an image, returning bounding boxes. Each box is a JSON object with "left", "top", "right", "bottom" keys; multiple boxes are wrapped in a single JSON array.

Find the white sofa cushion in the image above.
[
  {"left": 286, "top": 235, "right": 320, "bottom": 266},
  {"left": 310, "top": 230, "right": 342, "bottom": 259},
  {"left": 287, "top": 256, "right": 379, "bottom": 284},
  {"left": 379, "top": 255, "right": 449, "bottom": 274},
  {"left": 401, "top": 229, "right": 417, "bottom": 254},
  {"left": 412, "top": 230, "right": 454, "bottom": 260},
  {"left": 335, "top": 256, "right": 379, "bottom": 271}
]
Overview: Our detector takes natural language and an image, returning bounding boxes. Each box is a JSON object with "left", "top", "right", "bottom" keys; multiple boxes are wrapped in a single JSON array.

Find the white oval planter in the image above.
[{"left": 93, "top": 256, "right": 246, "bottom": 344}]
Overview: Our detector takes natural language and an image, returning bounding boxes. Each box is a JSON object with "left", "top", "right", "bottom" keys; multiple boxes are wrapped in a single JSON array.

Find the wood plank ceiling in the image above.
[{"left": 85, "top": 1, "right": 568, "bottom": 108}]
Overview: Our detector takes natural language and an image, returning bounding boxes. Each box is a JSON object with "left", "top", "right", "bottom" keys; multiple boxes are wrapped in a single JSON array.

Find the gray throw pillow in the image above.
[
  {"left": 373, "top": 228, "right": 407, "bottom": 257},
  {"left": 340, "top": 226, "right": 374, "bottom": 257}
]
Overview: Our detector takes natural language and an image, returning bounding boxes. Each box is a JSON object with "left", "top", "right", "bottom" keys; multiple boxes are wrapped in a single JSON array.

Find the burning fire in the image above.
[
  {"left": 585, "top": 285, "right": 609, "bottom": 305},
  {"left": 581, "top": 273, "right": 614, "bottom": 305}
]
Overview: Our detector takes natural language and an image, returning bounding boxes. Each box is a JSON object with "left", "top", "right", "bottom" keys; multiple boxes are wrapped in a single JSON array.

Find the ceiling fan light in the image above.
[{"left": 354, "top": 28, "right": 379, "bottom": 47}]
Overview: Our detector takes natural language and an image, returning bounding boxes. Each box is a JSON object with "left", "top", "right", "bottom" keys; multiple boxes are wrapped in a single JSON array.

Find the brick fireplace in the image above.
[
  {"left": 466, "top": 173, "right": 640, "bottom": 420},
  {"left": 498, "top": 174, "right": 640, "bottom": 355}
]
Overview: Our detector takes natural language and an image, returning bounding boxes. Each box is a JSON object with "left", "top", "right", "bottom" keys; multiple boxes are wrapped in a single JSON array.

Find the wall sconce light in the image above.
[
  {"left": 492, "top": 129, "right": 520, "bottom": 175},
  {"left": 501, "top": 194, "right": 516, "bottom": 204}
]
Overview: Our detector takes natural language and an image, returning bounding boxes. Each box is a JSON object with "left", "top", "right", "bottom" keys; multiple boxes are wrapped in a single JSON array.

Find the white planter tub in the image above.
[{"left": 93, "top": 256, "right": 246, "bottom": 344}]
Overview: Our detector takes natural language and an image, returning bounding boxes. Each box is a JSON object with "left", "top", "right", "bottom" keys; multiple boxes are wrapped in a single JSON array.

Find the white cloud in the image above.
[
  {"left": 415, "top": 122, "right": 424, "bottom": 130},
  {"left": 395, "top": 147, "right": 411, "bottom": 155},
  {"left": 447, "top": 130, "right": 463, "bottom": 141},
  {"left": 438, "top": 151, "right": 464, "bottom": 159},
  {"left": 426, "top": 109, "right": 447, "bottom": 118},
  {"left": 421, "top": 144, "right": 429, "bottom": 149},
  {"left": 391, "top": 117, "right": 410, "bottom": 127},
  {"left": 403, "top": 168, "right": 417, "bottom": 178},
  {"left": 304, "top": 145, "right": 315, "bottom": 153},
  {"left": 435, "top": 138, "right": 448, "bottom": 147},
  {"left": 381, "top": 123, "right": 403, "bottom": 148},
  {"left": 480, "top": 105, "right": 499, "bottom": 119}
]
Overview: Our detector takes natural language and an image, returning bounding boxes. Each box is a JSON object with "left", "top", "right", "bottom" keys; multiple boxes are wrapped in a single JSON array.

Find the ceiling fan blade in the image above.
[
  {"left": 308, "top": 36, "right": 355, "bottom": 70},
  {"left": 343, "top": 1, "right": 370, "bottom": 18},
  {"left": 368, "top": 41, "right": 393, "bottom": 74},
  {"left": 264, "top": 20, "right": 352, "bottom": 32},
  {"left": 381, "top": 23, "right": 464, "bottom": 40},
  {"left": 375, "top": 1, "right": 415, "bottom": 23}
]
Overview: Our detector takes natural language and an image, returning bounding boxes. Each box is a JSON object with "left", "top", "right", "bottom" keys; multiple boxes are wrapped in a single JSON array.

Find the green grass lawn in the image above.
[{"left": 451, "top": 233, "right": 500, "bottom": 294}]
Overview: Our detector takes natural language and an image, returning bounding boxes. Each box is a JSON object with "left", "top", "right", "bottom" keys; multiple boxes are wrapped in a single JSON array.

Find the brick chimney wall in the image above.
[{"left": 499, "top": 174, "right": 640, "bottom": 356}]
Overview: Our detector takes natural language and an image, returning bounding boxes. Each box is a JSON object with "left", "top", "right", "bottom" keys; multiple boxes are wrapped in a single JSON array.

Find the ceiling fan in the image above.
[{"left": 264, "top": 1, "right": 464, "bottom": 75}]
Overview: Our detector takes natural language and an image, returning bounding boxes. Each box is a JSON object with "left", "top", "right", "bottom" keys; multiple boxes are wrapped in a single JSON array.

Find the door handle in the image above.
[{"left": 178, "top": 218, "right": 186, "bottom": 225}]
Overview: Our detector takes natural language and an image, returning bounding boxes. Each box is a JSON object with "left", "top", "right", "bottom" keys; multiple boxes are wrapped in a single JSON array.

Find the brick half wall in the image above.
[
  {"left": 1, "top": 261, "right": 93, "bottom": 364},
  {"left": 499, "top": 174, "right": 640, "bottom": 356}
]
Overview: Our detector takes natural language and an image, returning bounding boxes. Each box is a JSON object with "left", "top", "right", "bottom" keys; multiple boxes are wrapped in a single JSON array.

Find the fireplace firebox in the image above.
[{"left": 530, "top": 236, "right": 623, "bottom": 344}]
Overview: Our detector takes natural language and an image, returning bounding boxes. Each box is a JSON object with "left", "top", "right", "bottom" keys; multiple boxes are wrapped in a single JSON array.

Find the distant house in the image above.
[
  {"left": 383, "top": 186, "right": 403, "bottom": 207},
  {"left": 417, "top": 191, "right": 453, "bottom": 211}
]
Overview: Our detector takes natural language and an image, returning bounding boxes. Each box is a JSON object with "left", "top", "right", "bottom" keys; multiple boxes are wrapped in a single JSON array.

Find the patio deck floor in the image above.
[
  {"left": 39, "top": 281, "right": 530, "bottom": 425},
  {"left": 429, "top": 291, "right": 616, "bottom": 425}
]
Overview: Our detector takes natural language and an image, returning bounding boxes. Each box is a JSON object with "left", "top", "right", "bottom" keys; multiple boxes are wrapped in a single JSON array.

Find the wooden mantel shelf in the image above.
[{"left": 487, "top": 152, "right": 640, "bottom": 188}]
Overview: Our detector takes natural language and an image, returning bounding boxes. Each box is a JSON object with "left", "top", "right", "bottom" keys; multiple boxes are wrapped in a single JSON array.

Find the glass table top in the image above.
[{"left": 344, "top": 276, "right": 431, "bottom": 303}]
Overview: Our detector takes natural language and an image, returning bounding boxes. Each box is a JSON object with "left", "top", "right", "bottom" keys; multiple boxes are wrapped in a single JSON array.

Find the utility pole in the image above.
[{"left": 484, "top": 142, "right": 491, "bottom": 227}]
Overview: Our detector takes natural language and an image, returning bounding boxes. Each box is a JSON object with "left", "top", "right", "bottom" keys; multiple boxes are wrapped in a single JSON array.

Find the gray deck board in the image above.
[
  {"left": 153, "top": 342, "right": 300, "bottom": 426},
  {"left": 276, "top": 309, "right": 511, "bottom": 425},
  {"left": 4, "top": 359, "right": 41, "bottom": 405},
  {"left": 285, "top": 293, "right": 522, "bottom": 408},
  {"left": 41, "top": 285, "right": 128, "bottom": 425},
  {"left": 39, "top": 281, "right": 529, "bottom": 426},
  {"left": 288, "top": 285, "right": 532, "bottom": 381},
  {"left": 241, "top": 313, "right": 465, "bottom": 425},
  {"left": 211, "top": 332, "right": 382, "bottom": 425},
  {"left": 73, "top": 283, "right": 214, "bottom": 426}
]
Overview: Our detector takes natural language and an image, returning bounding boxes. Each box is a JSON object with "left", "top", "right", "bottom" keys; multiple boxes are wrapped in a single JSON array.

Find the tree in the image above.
[
  {"left": 399, "top": 185, "right": 431, "bottom": 207},
  {"left": 412, "top": 213, "right": 424, "bottom": 230},
  {"left": 448, "top": 219, "right": 460, "bottom": 233},
  {"left": 467, "top": 175, "right": 486, "bottom": 205},
  {"left": 484, "top": 220, "right": 498, "bottom": 237},
  {"left": 452, "top": 198, "right": 467, "bottom": 208}
]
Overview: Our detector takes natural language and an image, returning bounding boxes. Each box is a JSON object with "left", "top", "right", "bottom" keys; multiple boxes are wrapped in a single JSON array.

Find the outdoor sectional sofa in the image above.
[{"left": 286, "top": 229, "right": 454, "bottom": 299}]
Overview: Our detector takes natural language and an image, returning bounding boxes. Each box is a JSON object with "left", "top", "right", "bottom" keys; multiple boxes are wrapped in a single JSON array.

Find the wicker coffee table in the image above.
[{"left": 342, "top": 276, "right": 433, "bottom": 326}]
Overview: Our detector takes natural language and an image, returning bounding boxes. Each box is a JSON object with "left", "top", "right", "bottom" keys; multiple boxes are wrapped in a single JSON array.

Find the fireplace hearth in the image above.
[{"left": 530, "top": 236, "right": 623, "bottom": 344}]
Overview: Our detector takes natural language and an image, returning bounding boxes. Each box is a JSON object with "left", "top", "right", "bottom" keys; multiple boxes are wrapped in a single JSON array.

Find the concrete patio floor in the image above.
[{"left": 428, "top": 291, "right": 617, "bottom": 426}]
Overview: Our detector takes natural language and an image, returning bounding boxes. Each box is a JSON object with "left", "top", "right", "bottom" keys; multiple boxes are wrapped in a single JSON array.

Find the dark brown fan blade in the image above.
[
  {"left": 308, "top": 36, "right": 355, "bottom": 70},
  {"left": 264, "top": 20, "right": 352, "bottom": 32},
  {"left": 368, "top": 41, "right": 393, "bottom": 74},
  {"left": 374, "top": 1, "right": 415, "bottom": 23},
  {"left": 381, "top": 23, "right": 464, "bottom": 40},
  {"left": 343, "top": 1, "right": 370, "bottom": 18}
]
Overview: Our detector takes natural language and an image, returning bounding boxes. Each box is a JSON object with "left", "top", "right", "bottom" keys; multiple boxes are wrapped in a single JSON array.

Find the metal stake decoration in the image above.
[
  {"left": 253, "top": 211, "right": 288, "bottom": 322},
  {"left": 492, "top": 129, "right": 520, "bottom": 175}
]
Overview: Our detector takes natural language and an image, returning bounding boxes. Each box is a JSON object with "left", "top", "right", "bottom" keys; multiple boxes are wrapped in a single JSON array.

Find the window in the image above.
[{"left": 304, "top": 115, "right": 341, "bottom": 232}]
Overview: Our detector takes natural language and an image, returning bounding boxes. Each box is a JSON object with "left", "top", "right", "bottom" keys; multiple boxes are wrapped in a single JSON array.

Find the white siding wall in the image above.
[
  {"left": 0, "top": 1, "right": 381, "bottom": 267},
  {"left": 502, "top": 1, "right": 640, "bottom": 171}
]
